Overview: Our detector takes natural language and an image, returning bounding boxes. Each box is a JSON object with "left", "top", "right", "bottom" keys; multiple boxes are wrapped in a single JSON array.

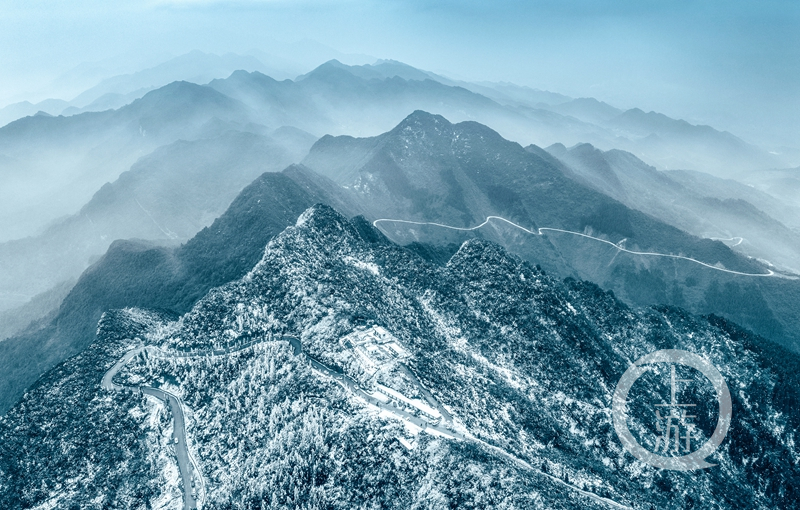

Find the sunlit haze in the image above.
[{"left": 2, "top": 0, "right": 798, "bottom": 149}]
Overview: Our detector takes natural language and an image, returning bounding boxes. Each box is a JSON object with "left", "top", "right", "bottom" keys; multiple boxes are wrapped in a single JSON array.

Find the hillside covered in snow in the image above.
[{"left": 2, "top": 205, "right": 798, "bottom": 509}]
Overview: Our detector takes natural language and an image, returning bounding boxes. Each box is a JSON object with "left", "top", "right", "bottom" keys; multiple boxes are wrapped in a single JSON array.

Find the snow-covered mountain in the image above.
[
  {"left": 0, "top": 165, "right": 359, "bottom": 414},
  {"left": 0, "top": 57, "right": 797, "bottom": 508},
  {"left": 2, "top": 205, "right": 797, "bottom": 508},
  {"left": 0, "top": 128, "right": 315, "bottom": 322},
  {"left": 4, "top": 111, "right": 797, "bottom": 423},
  {"left": 301, "top": 111, "right": 799, "bottom": 352}
]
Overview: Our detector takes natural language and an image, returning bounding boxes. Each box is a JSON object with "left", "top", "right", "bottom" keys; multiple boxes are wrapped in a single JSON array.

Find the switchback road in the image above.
[
  {"left": 104, "top": 333, "right": 627, "bottom": 509},
  {"left": 102, "top": 346, "right": 200, "bottom": 510}
]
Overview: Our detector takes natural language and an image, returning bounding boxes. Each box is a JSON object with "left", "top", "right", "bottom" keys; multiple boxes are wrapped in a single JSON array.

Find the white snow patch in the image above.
[
  {"left": 343, "top": 255, "right": 380, "bottom": 276},
  {"left": 295, "top": 207, "right": 316, "bottom": 226},
  {"left": 376, "top": 383, "right": 441, "bottom": 419},
  {"left": 396, "top": 436, "right": 414, "bottom": 449},
  {"left": 371, "top": 390, "right": 390, "bottom": 403},
  {"left": 31, "top": 495, "right": 64, "bottom": 510}
]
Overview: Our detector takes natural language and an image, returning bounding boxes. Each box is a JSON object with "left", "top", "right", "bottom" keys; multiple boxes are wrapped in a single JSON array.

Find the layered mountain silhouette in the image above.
[
  {"left": 67, "top": 50, "right": 286, "bottom": 110},
  {"left": 3, "top": 111, "right": 797, "bottom": 417},
  {"left": 547, "top": 142, "right": 800, "bottom": 273},
  {"left": 0, "top": 80, "right": 255, "bottom": 242},
  {"left": 209, "top": 60, "right": 781, "bottom": 176},
  {"left": 0, "top": 51, "right": 296, "bottom": 129},
  {"left": 1, "top": 58, "right": 746, "bottom": 308},
  {"left": 0, "top": 128, "right": 315, "bottom": 322},
  {"left": 206, "top": 60, "right": 569, "bottom": 142},
  {"left": 604, "top": 108, "right": 776, "bottom": 175},
  {"left": 1, "top": 205, "right": 798, "bottom": 508},
  {"left": 736, "top": 165, "right": 800, "bottom": 210},
  {"left": 0, "top": 165, "right": 359, "bottom": 413},
  {"left": 1, "top": 58, "right": 784, "bottom": 245},
  {"left": 0, "top": 98, "right": 71, "bottom": 129},
  {"left": 540, "top": 97, "right": 623, "bottom": 124},
  {"left": 665, "top": 168, "right": 800, "bottom": 233}
]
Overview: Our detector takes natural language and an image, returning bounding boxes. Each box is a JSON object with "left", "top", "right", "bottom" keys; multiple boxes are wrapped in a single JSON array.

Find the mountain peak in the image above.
[
  {"left": 391, "top": 110, "right": 451, "bottom": 135},
  {"left": 295, "top": 203, "right": 348, "bottom": 229},
  {"left": 373, "top": 58, "right": 403, "bottom": 65},
  {"left": 297, "top": 60, "right": 358, "bottom": 82},
  {"left": 281, "top": 203, "right": 369, "bottom": 252},
  {"left": 447, "top": 238, "right": 524, "bottom": 274},
  {"left": 309, "top": 59, "right": 348, "bottom": 73},
  {"left": 569, "top": 142, "right": 601, "bottom": 155},
  {"left": 131, "top": 80, "right": 221, "bottom": 106},
  {"left": 290, "top": 204, "right": 392, "bottom": 248},
  {"left": 404, "top": 109, "right": 448, "bottom": 123},
  {"left": 299, "top": 59, "right": 436, "bottom": 84},
  {"left": 544, "top": 142, "right": 567, "bottom": 156}
]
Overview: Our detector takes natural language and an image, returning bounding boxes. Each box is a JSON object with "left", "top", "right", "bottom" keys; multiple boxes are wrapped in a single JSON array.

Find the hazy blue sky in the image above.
[{"left": 1, "top": 0, "right": 798, "bottom": 148}]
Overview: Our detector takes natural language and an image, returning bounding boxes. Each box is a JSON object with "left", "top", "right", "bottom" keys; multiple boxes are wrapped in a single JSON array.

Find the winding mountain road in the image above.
[
  {"left": 709, "top": 236, "right": 745, "bottom": 247},
  {"left": 373, "top": 216, "right": 778, "bottom": 277},
  {"left": 396, "top": 363, "right": 454, "bottom": 425},
  {"left": 102, "top": 346, "right": 200, "bottom": 510},
  {"left": 104, "top": 333, "right": 627, "bottom": 509}
]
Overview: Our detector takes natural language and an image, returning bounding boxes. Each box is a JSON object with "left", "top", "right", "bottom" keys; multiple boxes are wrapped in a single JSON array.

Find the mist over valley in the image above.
[{"left": 1, "top": 3, "right": 799, "bottom": 508}]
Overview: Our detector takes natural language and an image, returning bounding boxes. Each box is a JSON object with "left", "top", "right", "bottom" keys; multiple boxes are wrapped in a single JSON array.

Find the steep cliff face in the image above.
[{"left": 2, "top": 205, "right": 798, "bottom": 509}]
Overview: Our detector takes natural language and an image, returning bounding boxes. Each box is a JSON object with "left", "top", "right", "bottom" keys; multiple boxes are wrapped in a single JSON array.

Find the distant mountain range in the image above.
[
  {"left": 213, "top": 60, "right": 783, "bottom": 176},
  {"left": 1, "top": 204, "right": 797, "bottom": 508},
  {"left": 0, "top": 128, "right": 315, "bottom": 318},
  {"left": 663, "top": 168, "right": 800, "bottom": 233},
  {"left": 736, "top": 165, "right": 800, "bottom": 210},
  {"left": 0, "top": 57, "right": 787, "bottom": 243},
  {"left": 546, "top": 142, "right": 800, "bottom": 273},
  {"left": 0, "top": 50, "right": 299, "bottom": 128},
  {"left": 2, "top": 56, "right": 788, "bottom": 319},
  {"left": 0, "top": 165, "right": 358, "bottom": 413},
  {"left": 3, "top": 111, "right": 799, "bottom": 419},
  {"left": 0, "top": 80, "right": 255, "bottom": 243}
]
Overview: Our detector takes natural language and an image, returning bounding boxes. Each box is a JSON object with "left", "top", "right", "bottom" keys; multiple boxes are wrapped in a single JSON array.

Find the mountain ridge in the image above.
[
  {"left": 0, "top": 128, "right": 315, "bottom": 329},
  {"left": 301, "top": 111, "right": 800, "bottom": 352},
  {"left": 0, "top": 165, "right": 358, "bottom": 414},
  {"left": 2, "top": 204, "right": 798, "bottom": 508},
  {"left": 3, "top": 110, "right": 795, "bottom": 418},
  {"left": 546, "top": 141, "right": 800, "bottom": 274}
]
